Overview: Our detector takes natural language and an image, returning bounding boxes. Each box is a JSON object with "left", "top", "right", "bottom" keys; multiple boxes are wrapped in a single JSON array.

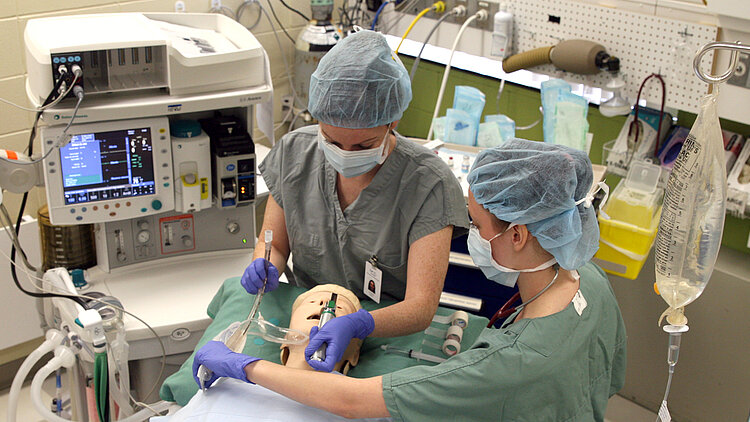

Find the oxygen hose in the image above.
[
  {"left": 8, "top": 329, "right": 66, "bottom": 422},
  {"left": 427, "top": 8, "right": 486, "bottom": 140},
  {"left": 409, "top": 8, "right": 459, "bottom": 81},
  {"left": 395, "top": 2, "right": 445, "bottom": 54}
]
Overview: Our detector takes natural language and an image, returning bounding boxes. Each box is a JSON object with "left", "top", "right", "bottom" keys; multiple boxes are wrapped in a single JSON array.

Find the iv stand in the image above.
[
  {"left": 653, "top": 40, "right": 744, "bottom": 422},
  {"left": 693, "top": 41, "right": 749, "bottom": 84}
]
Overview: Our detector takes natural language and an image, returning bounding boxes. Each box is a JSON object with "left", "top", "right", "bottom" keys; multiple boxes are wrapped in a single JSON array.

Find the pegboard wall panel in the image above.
[{"left": 510, "top": 0, "right": 717, "bottom": 112}]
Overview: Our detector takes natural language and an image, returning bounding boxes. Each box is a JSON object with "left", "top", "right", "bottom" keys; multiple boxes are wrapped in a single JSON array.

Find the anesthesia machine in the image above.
[{"left": 4, "top": 12, "right": 273, "bottom": 422}]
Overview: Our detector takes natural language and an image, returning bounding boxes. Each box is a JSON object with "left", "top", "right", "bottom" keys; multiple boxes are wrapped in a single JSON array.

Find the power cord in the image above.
[
  {"left": 4, "top": 72, "right": 89, "bottom": 309},
  {"left": 279, "top": 0, "right": 309, "bottom": 22},
  {"left": 209, "top": 3, "right": 237, "bottom": 20},
  {"left": 236, "top": 0, "right": 262, "bottom": 30},
  {"left": 265, "top": 0, "right": 296, "bottom": 43},
  {"left": 0, "top": 67, "right": 79, "bottom": 112},
  {"left": 0, "top": 80, "right": 85, "bottom": 166}
]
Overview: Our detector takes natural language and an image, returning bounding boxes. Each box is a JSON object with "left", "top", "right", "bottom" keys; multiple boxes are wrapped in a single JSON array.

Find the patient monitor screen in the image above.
[{"left": 60, "top": 127, "right": 156, "bottom": 205}]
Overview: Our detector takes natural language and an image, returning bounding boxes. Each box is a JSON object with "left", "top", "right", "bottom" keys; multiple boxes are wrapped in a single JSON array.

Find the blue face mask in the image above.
[
  {"left": 467, "top": 224, "right": 556, "bottom": 288},
  {"left": 318, "top": 128, "right": 389, "bottom": 178}
]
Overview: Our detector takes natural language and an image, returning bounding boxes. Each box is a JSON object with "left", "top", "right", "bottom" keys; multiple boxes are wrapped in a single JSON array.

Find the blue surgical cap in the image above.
[
  {"left": 308, "top": 30, "right": 412, "bottom": 129},
  {"left": 468, "top": 138, "right": 598, "bottom": 270}
]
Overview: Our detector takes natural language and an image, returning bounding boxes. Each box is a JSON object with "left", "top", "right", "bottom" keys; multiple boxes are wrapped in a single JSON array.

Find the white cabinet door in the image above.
[{"left": 707, "top": 0, "right": 750, "bottom": 20}]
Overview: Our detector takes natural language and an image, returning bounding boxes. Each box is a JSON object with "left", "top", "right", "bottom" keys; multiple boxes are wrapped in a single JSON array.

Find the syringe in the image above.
[
  {"left": 310, "top": 293, "right": 338, "bottom": 362},
  {"left": 381, "top": 344, "right": 446, "bottom": 363}
]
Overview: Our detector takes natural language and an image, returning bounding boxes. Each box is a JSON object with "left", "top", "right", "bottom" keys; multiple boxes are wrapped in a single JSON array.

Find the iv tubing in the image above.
[
  {"left": 655, "top": 326, "right": 687, "bottom": 422},
  {"left": 427, "top": 10, "right": 482, "bottom": 140},
  {"left": 8, "top": 329, "right": 65, "bottom": 422}
]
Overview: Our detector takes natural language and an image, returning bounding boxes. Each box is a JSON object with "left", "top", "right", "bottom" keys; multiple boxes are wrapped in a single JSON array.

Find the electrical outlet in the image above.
[
  {"left": 727, "top": 52, "right": 749, "bottom": 88},
  {"left": 400, "top": 0, "right": 499, "bottom": 30},
  {"left": 174, "top": 0, "right": 185, "bottom": 12},
  {"left": 281, "top": 95, "right": 293, "bottom": 112},
  {"left": 211, "top": 0, "right": 222, "bottom": 9},
  {"left": 474, "top": 1, "right": 497, "bottom": 31}
]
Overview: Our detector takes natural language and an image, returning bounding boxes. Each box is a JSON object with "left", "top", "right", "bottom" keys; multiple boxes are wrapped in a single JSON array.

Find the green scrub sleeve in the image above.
[
  {"left": 408, "top": 179, "right": 469, "bottom": 246},
  {"left": 381, "top": 341, "right": 513, "bottom": 422}
]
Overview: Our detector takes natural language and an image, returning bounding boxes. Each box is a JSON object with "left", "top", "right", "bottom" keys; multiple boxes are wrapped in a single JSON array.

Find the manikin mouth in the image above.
[{"left": 307, "top": 313, "right": 321, "bottom": 320}]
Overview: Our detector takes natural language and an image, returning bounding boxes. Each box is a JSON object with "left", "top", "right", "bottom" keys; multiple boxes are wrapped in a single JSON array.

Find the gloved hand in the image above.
[
  {"left": 305, "top": 309, "right": 375, "bottom": 372},
  {"left": 192, "top": 341, "right": 260, "bottom": 389},
  {"left": 241, "top": 258, "right": 280, "bottom": 294}
]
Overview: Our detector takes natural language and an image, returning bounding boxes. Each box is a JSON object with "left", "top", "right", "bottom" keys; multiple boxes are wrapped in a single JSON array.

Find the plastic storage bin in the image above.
[{"left": 594, "top": 162, "right": 664, "bottom": 279}]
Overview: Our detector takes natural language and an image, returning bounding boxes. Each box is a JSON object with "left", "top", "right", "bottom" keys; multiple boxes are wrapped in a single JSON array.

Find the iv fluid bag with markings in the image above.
[{"left": 654, "top": 89, "right": 726, "bottom": 326}]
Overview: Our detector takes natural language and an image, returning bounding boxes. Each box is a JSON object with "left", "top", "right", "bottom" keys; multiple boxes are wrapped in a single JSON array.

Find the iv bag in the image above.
[{"left": 654, "top": 89, "right": 727, "bottom": 326}]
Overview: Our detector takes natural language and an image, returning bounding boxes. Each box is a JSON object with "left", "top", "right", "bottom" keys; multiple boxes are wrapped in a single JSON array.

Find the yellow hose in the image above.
[
  {"left": 395, "top": 1, "right": 445, "bottom": 54},
  {"left": 501, "top": 46, "right": 554, "bottom": 73}
]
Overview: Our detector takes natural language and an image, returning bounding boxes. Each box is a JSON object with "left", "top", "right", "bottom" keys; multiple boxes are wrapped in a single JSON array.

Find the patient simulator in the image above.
[
  {"left": 154, "top": 284, "right": 388, "bottom": 421},
  {"left": 156, "top": 281, "right": 488, "bottom": 420}
]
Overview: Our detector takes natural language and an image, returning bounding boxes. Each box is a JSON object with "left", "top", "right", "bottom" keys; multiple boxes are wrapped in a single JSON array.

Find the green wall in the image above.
[{"left": 398, "top": 55, "right": 750, "bottom": 255}]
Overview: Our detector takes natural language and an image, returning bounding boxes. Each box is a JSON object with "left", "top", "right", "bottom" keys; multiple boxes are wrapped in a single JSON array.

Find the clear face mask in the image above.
[
  {"left": 318, "top": 126, "right": 390, "bottom": 178},
  {"left": 216, "top": 315, "right": 308, "bottom": 346},
  {"left": 467, "top": 223, "right": 557, "bottom": 288}
]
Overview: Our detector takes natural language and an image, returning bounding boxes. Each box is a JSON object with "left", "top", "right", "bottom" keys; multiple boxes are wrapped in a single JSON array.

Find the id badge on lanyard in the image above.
[{"left": 363, "top": 256, "right": 383, "bottom": 303}]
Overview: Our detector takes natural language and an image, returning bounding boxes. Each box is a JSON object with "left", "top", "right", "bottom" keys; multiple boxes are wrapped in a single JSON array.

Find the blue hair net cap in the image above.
[
  {"left": 308, "top": 30, "right": 412, "bottom": 128},
  {"left": 468, "top": 138, "right": 598, "bottom": 270}
]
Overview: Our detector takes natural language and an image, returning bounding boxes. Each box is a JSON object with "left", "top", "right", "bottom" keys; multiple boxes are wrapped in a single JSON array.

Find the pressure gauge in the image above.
[{"left": 137, "top": 230, "right": 151, "bottom": 244}]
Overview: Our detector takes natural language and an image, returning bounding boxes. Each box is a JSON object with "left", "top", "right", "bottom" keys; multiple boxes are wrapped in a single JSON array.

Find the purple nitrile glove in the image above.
[
  {"left": 192, "top": 341, "right": 260, "bottom": 389},
  {"left": 304, "top": 309, "right": 375, "bottom": 372},
  {"left": 240, "top": 258, "right": 280, "bottom": 295}
]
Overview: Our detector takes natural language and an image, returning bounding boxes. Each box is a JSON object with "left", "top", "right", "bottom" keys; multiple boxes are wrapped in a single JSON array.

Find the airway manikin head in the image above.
[
  {"left": 467, "top": 222, "right": 556, "bottom": 288},
  {"left": 317, "top": 125, "right": 390, "bottom": 178}
]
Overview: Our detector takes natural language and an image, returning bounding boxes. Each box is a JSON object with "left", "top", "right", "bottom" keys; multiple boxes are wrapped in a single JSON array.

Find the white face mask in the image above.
[
  {"left": 467, "top": 223, "right": 557, "bottom": 288},
  {"left": 317, "top": 127, "right": 389, "bottom": 178}
]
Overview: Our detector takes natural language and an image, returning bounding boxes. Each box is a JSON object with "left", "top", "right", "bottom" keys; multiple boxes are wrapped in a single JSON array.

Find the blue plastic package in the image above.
[
  {"left": 552, "top": 91, "right": 589, "bottom": 151},
  {"left": 541, "top": 79, "right": 572, "bottom": 145},
  {"left": 484, "top": 114, "right": 516, "bottom": 142},
  {"left": 453, "top": 86, "right": 486, "bottom": 121},
  {"left": 431, "top": 116, "right": 446, "bottom": 141},
  {"left": 477, "top": 122, "right": 504, "bottom": 147},
  {"left": 445, "top": 108, "right": 478, "bottom": 146}
]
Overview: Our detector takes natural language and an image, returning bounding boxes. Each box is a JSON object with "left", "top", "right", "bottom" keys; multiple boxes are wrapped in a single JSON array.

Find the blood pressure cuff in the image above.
[{"left": 159, "top": 278, "right": 488, "bottom": 406}]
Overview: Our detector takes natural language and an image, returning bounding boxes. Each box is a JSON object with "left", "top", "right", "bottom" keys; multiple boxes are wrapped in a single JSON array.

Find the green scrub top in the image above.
[
  {"left": 381, "top": 262, "right": 627, "bottom": 422},
  {"left": 259, "top": 125, "right": 469, "bottom": 301}
]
